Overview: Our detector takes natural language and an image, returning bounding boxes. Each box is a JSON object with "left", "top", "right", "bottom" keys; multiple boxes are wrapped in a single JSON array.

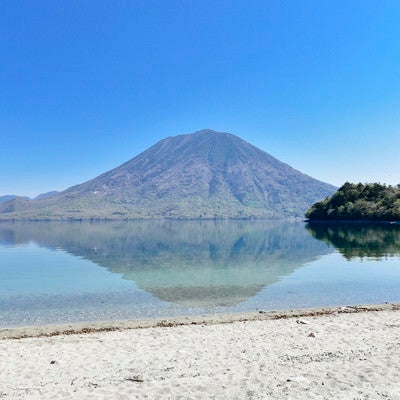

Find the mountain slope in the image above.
[
  {"left": 34, "top": 191, "right": 59, "bottom": 200},
  {"left": 0, "top": 195, "right": 29, "bottom": 204},
  {"left": 0, "top": 195, "right": 17, "bottom": 204},
  {"left": 0, "top": 129, "right": 336, "bottom": 219}
]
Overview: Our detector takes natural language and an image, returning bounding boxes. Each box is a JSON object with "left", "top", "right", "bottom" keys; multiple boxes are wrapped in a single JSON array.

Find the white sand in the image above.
[{"left": 1, "top": 305, "right": 400, "bottom": 399}]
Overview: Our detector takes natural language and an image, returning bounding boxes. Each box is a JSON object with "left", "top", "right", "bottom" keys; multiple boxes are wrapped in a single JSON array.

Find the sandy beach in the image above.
[{"left": 1, "top": 303, "right": 400, "bottom": 399}]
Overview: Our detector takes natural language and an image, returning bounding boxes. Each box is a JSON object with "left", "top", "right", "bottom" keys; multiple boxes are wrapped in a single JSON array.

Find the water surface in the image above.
[{"left": 0, "top": 220, "right": 399, "bottom": 327}]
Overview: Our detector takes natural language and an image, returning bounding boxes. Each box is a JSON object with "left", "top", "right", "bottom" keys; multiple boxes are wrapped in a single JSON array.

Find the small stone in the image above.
[
  {"left": 126, "top": 375, "right": 144, "bottom": 382},
  {"left": 296, "top": 319, "right": 308, "bottom": 325},
  {"left": 287, "top": 376, "right": 308, "bottom": 383},
  {"left": 50, "top": 360, "right": 56, "bottom": 365},
  {"left": 308, "top": 332, "right": 316, "bottom": 337}
]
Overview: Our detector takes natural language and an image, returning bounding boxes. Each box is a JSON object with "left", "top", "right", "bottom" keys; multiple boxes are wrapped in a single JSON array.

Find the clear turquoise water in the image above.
[{"left": 0, "top": 220, "right": 399, "bottom": 327}]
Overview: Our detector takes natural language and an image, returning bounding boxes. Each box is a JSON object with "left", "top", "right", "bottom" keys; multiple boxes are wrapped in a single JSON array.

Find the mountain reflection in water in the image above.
[
  {"left": 306, "top": 222, "right": 400, "bottom": 260},
  {"left": 0, "top": 220, "right": 330, "bottom": 307}
]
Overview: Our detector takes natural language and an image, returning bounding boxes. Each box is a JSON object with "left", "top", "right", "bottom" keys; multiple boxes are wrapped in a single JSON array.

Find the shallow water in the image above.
[{"left": 0, "top": 220, "right": 399, "bottom": 327}]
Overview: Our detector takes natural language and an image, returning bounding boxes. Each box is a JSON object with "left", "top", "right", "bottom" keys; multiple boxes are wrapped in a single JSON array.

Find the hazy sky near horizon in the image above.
[{"left": 1, "top": 1, "right": 399, "bottom": 197}]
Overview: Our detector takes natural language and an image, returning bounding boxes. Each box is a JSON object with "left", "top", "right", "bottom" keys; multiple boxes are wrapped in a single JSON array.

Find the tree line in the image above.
[{"left": 306, "top": 182, "right": 400, "bottom": 221}]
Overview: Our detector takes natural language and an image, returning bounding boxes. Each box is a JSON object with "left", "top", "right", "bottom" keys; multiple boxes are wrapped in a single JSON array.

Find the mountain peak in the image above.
[
  {"left": 193, "top": 128, "right": 219, "bottom": 134},
  {"left": 168, "top": 129, "right": 240, "bottom": 143},
  {"left": 192, "top": 128, "right": 227, "bottom": 135}
]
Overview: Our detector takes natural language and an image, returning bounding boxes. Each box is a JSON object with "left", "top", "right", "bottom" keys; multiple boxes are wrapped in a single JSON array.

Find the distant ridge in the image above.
[
  {"left": 0, "top": 129, "right": 336, "bottom": 220},
  {"left": 34, "top": 191, "right": 59, "bottom": 200},
  {"left": 0, "top": 195, "right": 18, "bottom": 204},
  {"left": 0, "top": 191, "right": 58, "bottom": 204},
  {"left": 0, "top": 195, "right": 29, "bottom": 204}
]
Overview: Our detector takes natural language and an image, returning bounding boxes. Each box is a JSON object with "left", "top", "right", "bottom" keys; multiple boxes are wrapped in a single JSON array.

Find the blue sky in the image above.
[{"left": 1, "top": 0, "right": 399, "bottom": 197}]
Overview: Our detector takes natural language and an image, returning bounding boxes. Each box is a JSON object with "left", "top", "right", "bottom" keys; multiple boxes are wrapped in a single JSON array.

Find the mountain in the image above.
[
  {"left": 0, "top": 195, "right": 29, "bottom": 204},
  {"left": 0, "top": 195, "right": 18, "bottom": 204},
  {"left": 34, "top": 191, "right": 59, "bottom": 200},
  {"left": 0, "top": 192, "right": 57, "bottom": 204},
  {"left": 0, "top": 129, "right": 336, "bottom": 220}
]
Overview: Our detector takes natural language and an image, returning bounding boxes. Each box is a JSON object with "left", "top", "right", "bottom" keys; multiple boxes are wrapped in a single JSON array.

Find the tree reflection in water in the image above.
[{"left": 306, "top": 222, "right": 400, "bottom": 260}]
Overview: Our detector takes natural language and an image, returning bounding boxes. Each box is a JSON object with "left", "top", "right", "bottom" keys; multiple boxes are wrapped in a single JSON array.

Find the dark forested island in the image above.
[{"left": 306, "top": 182, "right": 400, "bottom": 221}]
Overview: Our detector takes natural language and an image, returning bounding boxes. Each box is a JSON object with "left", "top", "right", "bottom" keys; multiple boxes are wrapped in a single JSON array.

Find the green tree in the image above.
[{"left": 306, "top": 182, "right": 400, "bottom": 221}]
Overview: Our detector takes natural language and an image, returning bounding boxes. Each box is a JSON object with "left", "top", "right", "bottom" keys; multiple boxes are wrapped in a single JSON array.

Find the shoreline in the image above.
[
  {"left": 2, "top": 301, "right": 399, "bottom": 340},
  {"left": 305, "top": 219, "right": 400, "bottom": 224}
]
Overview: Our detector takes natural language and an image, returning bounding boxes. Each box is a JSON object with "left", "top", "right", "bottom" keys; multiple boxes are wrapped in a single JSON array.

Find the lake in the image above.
[{"left": 1, "top": 220, "right": 400, "bottom": 327}]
